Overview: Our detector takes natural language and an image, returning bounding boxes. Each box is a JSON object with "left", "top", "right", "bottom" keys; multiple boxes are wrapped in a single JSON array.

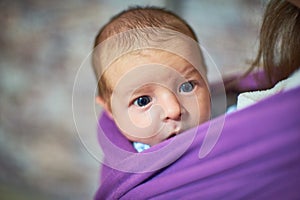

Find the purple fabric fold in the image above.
[{"left": 95, "top": 86, "right": 300, "bottom": 200}]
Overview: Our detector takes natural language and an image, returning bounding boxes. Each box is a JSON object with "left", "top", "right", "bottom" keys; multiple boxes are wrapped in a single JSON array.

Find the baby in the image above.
[{"left": 92, "top": 7, "right": 211, "bottom": 152}]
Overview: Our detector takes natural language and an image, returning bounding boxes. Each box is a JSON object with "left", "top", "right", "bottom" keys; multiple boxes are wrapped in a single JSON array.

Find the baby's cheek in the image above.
[
  {"left": 127, "top": 106, "right": 163, "bottom": 138},
  {"left": 128, "top": 108, "right": 152, "bottom": 129}
]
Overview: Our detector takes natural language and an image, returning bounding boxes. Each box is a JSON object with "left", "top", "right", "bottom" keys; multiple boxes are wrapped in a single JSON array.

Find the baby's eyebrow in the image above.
[
  {"left": 131, "top": 85, "right": 153, "bottom": 94},
  {"left": 123, "top": 83, "right": 153, "bottom": 96},
  {"left": 181, "top": 65, "right": 201, "bottom": 78}
]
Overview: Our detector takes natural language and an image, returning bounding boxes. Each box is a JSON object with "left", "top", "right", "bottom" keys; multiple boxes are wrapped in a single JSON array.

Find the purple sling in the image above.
[{"left": 95, "top": 86, "right": 300, "bottom": 199}]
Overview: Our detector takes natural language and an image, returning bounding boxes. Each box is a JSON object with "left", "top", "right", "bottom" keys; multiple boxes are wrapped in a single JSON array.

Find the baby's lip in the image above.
[
  {"left": 164, "top": 123, "right": 181, "bottom": 140},
  {"left": 166, "top": 129, "right": 180, "bottom": 140},
  {"left": 166, "top": 133, "right": 177, "bottom": 140}
]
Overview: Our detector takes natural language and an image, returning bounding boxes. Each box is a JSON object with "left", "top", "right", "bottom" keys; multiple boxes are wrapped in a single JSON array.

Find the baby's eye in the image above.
[
  {"left": 133, "top": 96, "right": 152, "bottom": 107},
  {"left": 179, "top": 81, "right": 195, "bottom": 93}
]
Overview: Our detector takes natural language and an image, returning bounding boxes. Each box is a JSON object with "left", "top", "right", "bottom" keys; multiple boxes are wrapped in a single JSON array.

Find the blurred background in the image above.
[{"left": 0, "top": 0, "right": 264, "bottom": 199}]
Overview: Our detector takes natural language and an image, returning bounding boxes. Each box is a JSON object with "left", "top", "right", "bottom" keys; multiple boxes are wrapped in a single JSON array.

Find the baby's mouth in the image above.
[
  {"left": 165, "top": 124, "right": 181, "bottom": 140},
  {"left": 166, "top": 132, "right": 178, "bottom": 140}
]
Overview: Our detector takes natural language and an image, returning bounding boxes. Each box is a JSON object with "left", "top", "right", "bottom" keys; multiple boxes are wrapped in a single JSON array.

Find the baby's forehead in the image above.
[
  {"left": 104, "top": 49, "right": 206, "bottom": 91},
  {"left": 111, "top": 49, "right": 202, "bottom": 75}
]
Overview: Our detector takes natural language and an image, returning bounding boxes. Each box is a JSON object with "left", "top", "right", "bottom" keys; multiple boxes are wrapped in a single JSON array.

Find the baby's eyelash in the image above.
[
  {"left": 132, "top": 95, "right": 152, "bottom": 107},
  {"left": 179, "top": 81, "right": 197, "bottom": 93}
]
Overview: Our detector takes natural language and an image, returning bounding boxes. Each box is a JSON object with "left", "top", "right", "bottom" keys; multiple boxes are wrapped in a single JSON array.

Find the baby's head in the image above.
[{"left": 92, "top": 7, "right": 211, "bottom": 146}]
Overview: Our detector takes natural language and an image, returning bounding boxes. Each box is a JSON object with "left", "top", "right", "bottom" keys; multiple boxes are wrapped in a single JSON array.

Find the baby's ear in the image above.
[{"left": 96, "top": 96, "right": 113, "bottom": 119}]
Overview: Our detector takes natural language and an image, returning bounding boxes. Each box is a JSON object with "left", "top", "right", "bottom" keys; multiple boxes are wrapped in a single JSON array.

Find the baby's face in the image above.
[{"left": 104, "top": 50, "right": 210, "bottom": 146}]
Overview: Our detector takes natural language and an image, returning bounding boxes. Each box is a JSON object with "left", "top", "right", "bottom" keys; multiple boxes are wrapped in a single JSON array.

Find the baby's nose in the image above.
[{"left": 160, "top": 92, "right": 182, "bottom": 121}]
